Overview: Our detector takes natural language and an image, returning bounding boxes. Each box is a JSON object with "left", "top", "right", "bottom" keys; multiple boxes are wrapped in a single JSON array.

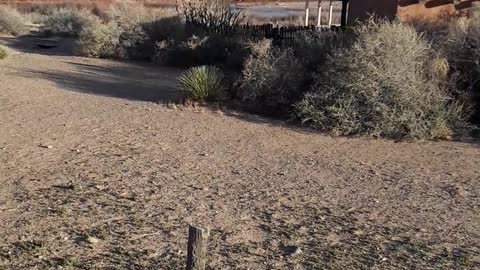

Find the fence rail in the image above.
[{"left": 186, "top": 23, "right": 341, "bottom": 46}]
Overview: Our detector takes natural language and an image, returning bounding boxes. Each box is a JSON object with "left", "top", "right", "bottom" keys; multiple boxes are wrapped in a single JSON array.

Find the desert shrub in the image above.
[
  {"left": 293, "top": 30, "right": 351, "bottom": 72},
  {"left": 43, "top": 8, "right": 98, "bottom": 36},
  {"left": 0, "top": 46, "right": 8, "bottom": 60},
  {"left": 0, "top": 5, "right": 27, "bottom": 35},
  {"left": 152, "top": 29, "right": 249, "bottom": 69},
  {"left": 105, "top": 3, "right": 178, "bottom": 60},
  {"left": 295, "top": 19, "right": 467, "bottom": 139},
  {"left": 22, "top": 11, "right": 48, "bottom": 25},
  {"left": 77, "top": 20, "right": 120, "bottom": 58},
  {"left": 444, "top": 7, "right": 480, "bottom": 123},
  {"left": 238, "top": 39, "right": 306, "bottom": 112},
  {"left": 178, "top": 0, "right": 242, "bottom": 30},
  {"left": 177, "top": 65, "right": 225, "bottom": 102}
]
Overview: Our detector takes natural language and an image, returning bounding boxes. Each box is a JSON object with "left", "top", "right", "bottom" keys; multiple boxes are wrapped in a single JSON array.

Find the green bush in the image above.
[
  {"left": 43, "top": 8, "right": 97, "bottom": 36},
  {"left": 77, "top": 20, "right": 120, "bottom": 58},
  {"left": 444, "top": 7, "right": 480, "bottom": 123},
  {"left": 295, "top": 19, "right": 467, "bottom": 139},
  {"left": 177, "top": 65, "right": 225, "bottom": 102},
  {"left": 0, "top": 5, "right": 27, "bottom": 35},
  {"left": 0, "top": 46, "right": 8, "bottom": 60}
]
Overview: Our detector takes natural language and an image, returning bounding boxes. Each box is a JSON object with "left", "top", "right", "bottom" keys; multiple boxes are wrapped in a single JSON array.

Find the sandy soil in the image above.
[{"left": 0, "top": 44, "right": 480, "bottom": 269}]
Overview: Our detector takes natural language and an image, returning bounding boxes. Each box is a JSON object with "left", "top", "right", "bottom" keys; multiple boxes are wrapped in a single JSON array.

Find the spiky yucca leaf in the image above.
[{"left": 177, "top": 65, "right": 225, "bottom": 102}]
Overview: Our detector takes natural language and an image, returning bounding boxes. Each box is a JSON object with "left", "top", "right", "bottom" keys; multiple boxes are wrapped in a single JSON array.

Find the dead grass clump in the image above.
[
  {"left": 295, "top": 19, "right": 467, "bottom": 139},
  {"left": 0, "top": 5, "right": 27, "bottom": 35},
  {"left": 0, "top": 46, "right": 8, "bottom": 60}
]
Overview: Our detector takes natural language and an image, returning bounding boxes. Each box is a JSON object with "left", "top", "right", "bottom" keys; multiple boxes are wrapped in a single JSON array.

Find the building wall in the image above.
[
  {"left": 347, "top": 0, "right": 398, "bottom": 24},
  {"left": 398, "top": 0, "right": 478, "bottom": 24}
]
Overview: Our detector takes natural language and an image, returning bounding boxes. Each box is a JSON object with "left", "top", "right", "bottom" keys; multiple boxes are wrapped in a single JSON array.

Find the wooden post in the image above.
[
  {"left": 316, "top": 0, "right": 322, "bottom": 27},
  {"left": 340, "top": 0, "right": 349, "bottom": 27},
  {"left": 186, "top": 225, "right": 210, "bottom": 270},
  {"left": 328, "top": 0, "right": 334, "bottom": 27},
  {"left": 305, "top": 0, "right": 310, "bottom": 26}
]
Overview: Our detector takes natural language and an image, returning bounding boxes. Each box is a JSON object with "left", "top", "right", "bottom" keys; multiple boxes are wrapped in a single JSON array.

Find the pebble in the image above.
[
  {"left": 39, "top": 144, "right": 53, "bottom": 149},
  {"left": 290, "top": 247, "right": 303, "bottom": 256},
  {"left": 87, "top": 236, "right": 100, "bottom": 244}
]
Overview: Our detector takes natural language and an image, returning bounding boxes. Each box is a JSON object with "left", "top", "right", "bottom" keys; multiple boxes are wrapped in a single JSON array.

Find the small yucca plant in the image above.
[
  {"left": 0, "top": 46, "right": 7, "bottom": 60},
  {"left": 177, "top": 65, "right": 225, "bottom": 102}
]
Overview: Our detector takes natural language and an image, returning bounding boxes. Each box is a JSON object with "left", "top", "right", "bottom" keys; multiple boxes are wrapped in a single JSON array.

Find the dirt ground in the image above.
[{"left": 0, "top": 41, "right": 479, "bottom": 270}]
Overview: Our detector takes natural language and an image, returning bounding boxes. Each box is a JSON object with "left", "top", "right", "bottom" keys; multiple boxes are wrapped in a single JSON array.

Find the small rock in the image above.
[
  {"left": 39, "top": 144, "right": 53, "bottom": 149},
  {"left": 290, "top": 247, "right": 303, "bottom": 256},
  {"left": 87, "top": 236, "right": 100, "bottom": 244}
]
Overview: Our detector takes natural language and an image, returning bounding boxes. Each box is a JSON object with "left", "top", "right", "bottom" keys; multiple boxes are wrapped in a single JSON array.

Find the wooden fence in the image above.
[{"left": 185, "top": 23, "right": 341, "bottom": 46}]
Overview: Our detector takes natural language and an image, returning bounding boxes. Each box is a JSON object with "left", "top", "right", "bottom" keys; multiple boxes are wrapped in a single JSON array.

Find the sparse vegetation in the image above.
[
  {"left": 177, "top": 65, "right": 225, "bottom": 102},
  {"left": 238, "top": 31, "right": 347, "bottom": 113},
  {"left": 179, "top": 0, "right": 243, "bottom": 31},
  {"left": 0, "top": 4, "right": 475, "bottom": 139},
  {"left": 239, "top": 39, "right": 304, "bottom": 111},
  {"left": 77, "top": 20, "right": 120, "bottom": 58},
  {"left": 0, "top": 46, "right": 8, "bottom": 60},
  {"left": 43, "top": 7, "right": 98, "bottom": 36},
  {"left": 443, "top": 6, "right": 480, "bottom": 123},
  {"left": 295, "top": 19, "right": 467, "bottom": 139},
  {"left": 0, "top": 5, "right": 27, "bottom": 35}
]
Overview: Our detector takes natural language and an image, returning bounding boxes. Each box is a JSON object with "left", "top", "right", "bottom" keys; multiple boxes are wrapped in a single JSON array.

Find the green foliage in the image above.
[
  {"left": 295, "top": 19, "right": 467, "bottom": 139},
  {"left": 0, "top": 46, "right": 8, "bottom": 60},
  {"left": 0, "top": 5, "right": 27, "bottom": 35},
  {"left": 177, "top": 66, "right": 225, "bottom": 102}
]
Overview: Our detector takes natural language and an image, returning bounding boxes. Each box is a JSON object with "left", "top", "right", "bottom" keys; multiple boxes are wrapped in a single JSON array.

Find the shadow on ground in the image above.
[
  {"left": 23, "top": 61, "right": 182, "bottom": 102},
  {"left": 0, "top": 35, "right": 77, "bottom": 56}
]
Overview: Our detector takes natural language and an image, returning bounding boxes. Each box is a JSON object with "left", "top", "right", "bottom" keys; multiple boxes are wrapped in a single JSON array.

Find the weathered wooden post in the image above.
[
  {"left": 316, "top": 0, "right": 323, "bottom": 27},
  {"left": 186, "top": 224, "right": 210, "bottom": 270},
  {"left": 305, "top": 0, "right": 310, "bottom": 26},
  {"left": 340, "top": 0, "right": 350, "bottom": 27},
  {"left": 328, "top": 0, "right": 334, "bottom": 27}
]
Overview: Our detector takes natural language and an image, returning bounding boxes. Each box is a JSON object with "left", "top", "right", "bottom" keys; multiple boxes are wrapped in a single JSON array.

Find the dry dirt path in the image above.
[{"left": 0, "top": 51, "right": 479, "bottom": 269}]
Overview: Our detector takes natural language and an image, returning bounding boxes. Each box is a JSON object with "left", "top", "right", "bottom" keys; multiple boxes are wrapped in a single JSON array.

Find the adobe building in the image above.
[{"left": 345, "top": 0, "right": 399, "bottom": 25}]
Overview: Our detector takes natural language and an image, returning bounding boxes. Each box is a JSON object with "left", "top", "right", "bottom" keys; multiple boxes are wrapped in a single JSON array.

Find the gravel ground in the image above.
[{"left": 0, "top": 50, "right": 479, "bottom": 269}]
